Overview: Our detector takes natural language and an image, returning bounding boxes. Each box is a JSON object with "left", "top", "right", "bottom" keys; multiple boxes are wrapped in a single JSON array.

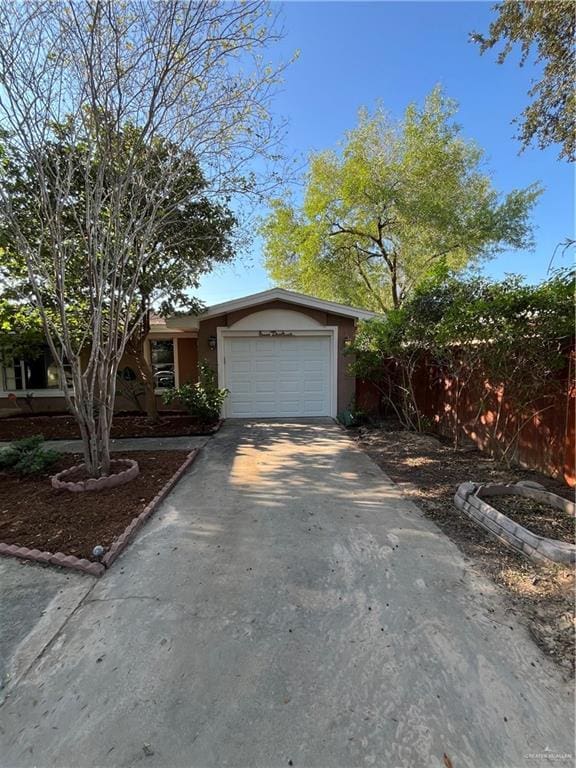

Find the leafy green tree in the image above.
[
  {"left": 472, "top": 1, "right": 575, "bottom": 161},
  {"left": 262, "top": 88, "right": 540, "bottom": 312},
  {"left": 0, "top": 297, "right": 45, "bottom": 362},
  {"left": 0, "top": 123, "right": 236, "bottom": 419}
]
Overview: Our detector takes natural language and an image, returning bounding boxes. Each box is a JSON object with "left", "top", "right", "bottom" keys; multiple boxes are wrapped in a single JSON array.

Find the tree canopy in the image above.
[
  {"left": 471, "top": 1, "right": 575, "bottom": 161},
  {"left": 0, "top": 0, "right": 285, "bottom": 476},
  {"left": 261, "top": 88, "right": 540, "bottom": 312},
  {"left": 0, "top": 120, "right": 236, "bottom": 415}
]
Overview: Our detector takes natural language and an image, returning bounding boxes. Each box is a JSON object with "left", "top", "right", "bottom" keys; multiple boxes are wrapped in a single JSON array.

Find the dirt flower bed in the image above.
[
  {"left": 0, "top": 450, "right": 189, "bottom": 561},
  {"left": 0, "top": 412, "right": 219, "bottom": 441},
  {"left": 494, "top": 494, "right": 575, "bottom": 545},
  {"left": 354, "top": 426, "right": 575, "bottom": 677}
]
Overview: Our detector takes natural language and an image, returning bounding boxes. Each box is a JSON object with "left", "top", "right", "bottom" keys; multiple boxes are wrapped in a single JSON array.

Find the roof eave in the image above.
[{"left": 201, "top": 287, "right": 376, "bottom": 321}]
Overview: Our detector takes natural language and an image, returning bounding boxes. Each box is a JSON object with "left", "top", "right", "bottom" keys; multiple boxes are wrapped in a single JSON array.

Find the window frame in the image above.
[
  {"left": 148, "top": 336, "right": 179, "bottom": 394},
  {"left": 0, "top": 336, "right": 183, "bottom": 398},
  {"left": 0, "top": 348, "right": 68, "bottom": 397}
]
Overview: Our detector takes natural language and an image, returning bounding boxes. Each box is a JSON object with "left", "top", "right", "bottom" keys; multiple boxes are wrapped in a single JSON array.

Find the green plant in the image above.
[
  {"left": 161, "top": 361, "right": 228, "bottom": 422},
  {"left": 338, "top": 397, "right": 368, "bottom": 428},
  {"left": 0, "top": 434, "right": 59, "bottom": 475},
  {"left": 349, "top": 268, "right": 575, "bottom": 458},
  {"left": 349, "top": 309, "right": 423, "bottom": 431}
]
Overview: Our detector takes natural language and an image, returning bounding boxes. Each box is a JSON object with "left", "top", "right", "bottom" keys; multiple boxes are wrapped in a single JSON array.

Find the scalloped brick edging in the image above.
[
  {"left": 51, "top": 458, "right": 140, "bottom": 492},
  {"left": 454, "top": 481, "right": 576, "bottom": 565},
  {"left": 0, "top": 448, "right": 200, "bottom": 577},
  {"left": 0, "top": 543, "right": 105, "bottom": 576},
  {"left": 100, "top": 448, "right": 199, "bottom": 568}
]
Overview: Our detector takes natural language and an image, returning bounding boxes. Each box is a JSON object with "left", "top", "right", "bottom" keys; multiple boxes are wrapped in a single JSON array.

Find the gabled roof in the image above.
[
  {"left": 154, "top": 287, "right": 376, "bottom": 333},
  {"left": 201, "top": 287, "right": 376, "bottom": 321}
]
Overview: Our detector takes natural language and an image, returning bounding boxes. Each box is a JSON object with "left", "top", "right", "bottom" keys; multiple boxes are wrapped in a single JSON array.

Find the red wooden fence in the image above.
[{"left": 356, "top": 351, "right": 576, "bottom": 487}]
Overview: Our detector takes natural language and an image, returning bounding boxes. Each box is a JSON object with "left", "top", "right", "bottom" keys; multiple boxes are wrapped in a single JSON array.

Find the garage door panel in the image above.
[
  {"left": 229, "top": 340, "right": 254, "bottom": 354},
  {"left": 277, "top": 357, "right": 300, "bottom": 368},
  {"left": 277, "top": 371, "right": 301, "bottom": 383},
  {"left": 255, "top": 359, "right": 280, "bottom": 373},
  {"left": 303, "top": 358, "right": 325, "bottom": 370},
  {"left": 253, "top": 368, "right": 276, "bottom": 380},
  {"left": 278, "top": 379, "right": 303, "bottom": 393},
  {"left": 230, "top": 381, "right": 253, "bottom": 394},
  {"left": 304, "top": 380, "right": 324, "bottom": 393},
  {"left": 302, "top": 340, "right": 324, "bottom": 352},
  {"left": 224, "top": 335, "right": 332, "bottom": 417},
  {"left": 277, "top": 401, "right": 301, "bottom": 415},
  {"left": 253, "top": 340, "right": 274, "bottom": 354},
  {"left": 229, "top": 400, "right": 255, "bottom": 416},
  {"left": 255, "top": 398, "right": 277, "bottom": 408},
  {"left": 229, "top": 359, "right": 252, "bottom": 373},
  {"left": 304, "top": 367, "right": 325, "bottom": 378},
  {"left": 254, "top": 380, "right": 276, "bottom": 393},
  {"left": 230, "top": 407, "right": 255, "bottom": 418}
]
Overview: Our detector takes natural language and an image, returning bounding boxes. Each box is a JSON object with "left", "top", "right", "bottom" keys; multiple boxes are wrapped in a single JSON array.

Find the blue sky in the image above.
[{"left": 198, "top": 1, "right": 574, "bottom": 305}]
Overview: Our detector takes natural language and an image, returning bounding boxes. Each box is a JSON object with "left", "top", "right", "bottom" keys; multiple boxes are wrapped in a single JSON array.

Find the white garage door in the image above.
[{"left": 223, "top": 335, "right": 332, "bottom": 418}]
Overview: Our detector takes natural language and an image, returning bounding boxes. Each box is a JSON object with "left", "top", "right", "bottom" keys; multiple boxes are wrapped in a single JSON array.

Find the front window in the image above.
[
  {"left": 150, "top": 339, "right": 175, "bottom": 389},
  {"left": 2, "top": 347, "right": 62, "bottom": 391}
]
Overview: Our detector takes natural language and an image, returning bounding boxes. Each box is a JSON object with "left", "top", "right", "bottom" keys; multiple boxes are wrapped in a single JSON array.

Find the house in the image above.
[{"left": 0, "top": 288, "right": 375, "bottom": 419}]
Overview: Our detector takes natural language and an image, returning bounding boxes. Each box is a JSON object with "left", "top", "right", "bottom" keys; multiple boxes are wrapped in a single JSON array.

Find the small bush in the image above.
[
  {"left": 0, "top": 434, "right": 60, "bottom": 475},
  {"left": 338, "top": 397, "right": 368, "bottom": 428},
  {"left": 161, "top": 361, "right": 228, "bottom": 422}
]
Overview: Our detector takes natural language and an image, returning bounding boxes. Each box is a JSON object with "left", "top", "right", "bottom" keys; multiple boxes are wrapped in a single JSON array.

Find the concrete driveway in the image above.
[{"left": 0, "top": 421, "right": 573, "bottom": 768}]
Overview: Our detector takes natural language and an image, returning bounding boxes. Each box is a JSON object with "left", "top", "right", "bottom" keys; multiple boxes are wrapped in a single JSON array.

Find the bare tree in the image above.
[{"left": 0, "top": 0, "right": 286, "bottom": 477}]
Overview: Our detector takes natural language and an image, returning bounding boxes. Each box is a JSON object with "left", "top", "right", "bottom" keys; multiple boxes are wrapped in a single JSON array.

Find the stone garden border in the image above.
[
  {"left": 51, "top": 458, "right": 140, "bottom": 492},
  {"left": 454, "top": 480, "right": 575, "bottom": 565},
  {"left": 0, "top": 448, "right": 200, "bottom": 577}
]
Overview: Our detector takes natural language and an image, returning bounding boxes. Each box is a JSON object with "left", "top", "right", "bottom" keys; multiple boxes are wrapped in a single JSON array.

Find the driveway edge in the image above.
[{"left": 101, "top": 447, "right": 200, "bottom": 568}]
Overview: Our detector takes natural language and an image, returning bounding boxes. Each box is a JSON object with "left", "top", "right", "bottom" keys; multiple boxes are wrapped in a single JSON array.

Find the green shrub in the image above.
[
  {"left": 338, "top": 397, "right": 368, "bottom": 428},
  {"left": 161, "top": 361, "right": 228, "bottom": 421},
  {"left": 0, "top": 434, "right": 60, "bottom": 475}
]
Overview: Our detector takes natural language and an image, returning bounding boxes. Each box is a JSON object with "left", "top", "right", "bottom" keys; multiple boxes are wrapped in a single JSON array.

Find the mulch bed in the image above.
[
  {"left": 354, "top": 425, "right": 575, "bottom": 677},
  {"left": 0, "top": 412, "right": 219, "bottom": 441},
  {"left": 494, "top": 495, "right": 575, "bottom": 544},
  {"left": 0, "top": 451, "right": 189, "bottom": 561}
]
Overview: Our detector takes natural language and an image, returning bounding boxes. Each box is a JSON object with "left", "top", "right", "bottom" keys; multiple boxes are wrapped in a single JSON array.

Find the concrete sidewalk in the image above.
[
  {"left": 0, "top": 421, "right": 573, "bottom": 768},
  {"left": 0, "top": 559, "right": 92, "bottom": 700}
]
